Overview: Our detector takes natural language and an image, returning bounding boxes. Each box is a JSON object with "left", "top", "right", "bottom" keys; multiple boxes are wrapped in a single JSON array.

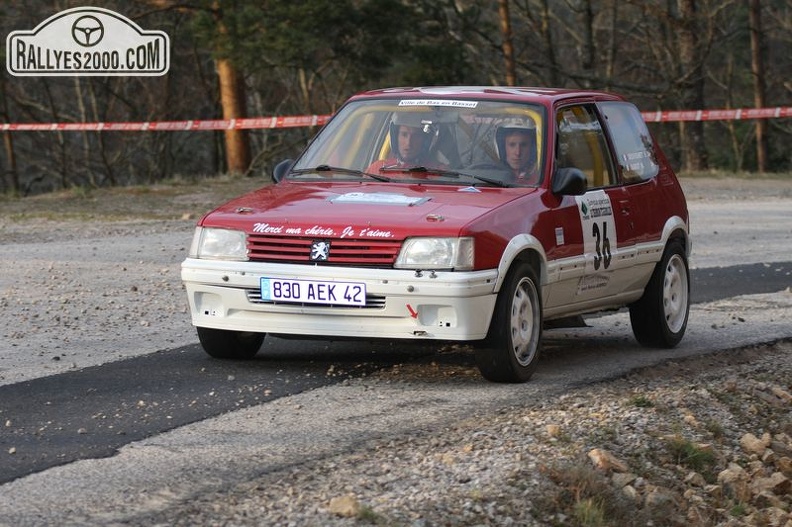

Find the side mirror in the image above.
[
  {"left": 272, "top": 159, "right": 295, "bottom": 183},
  {"left": 551, "top": 167, "right": 587, "bottom": 196}
]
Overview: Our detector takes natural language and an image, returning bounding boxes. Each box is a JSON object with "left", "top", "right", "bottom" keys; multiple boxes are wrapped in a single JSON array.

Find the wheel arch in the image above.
[
  {"left": 662, "top": 215, "right": 691, "bottom": 258},
  {"left": 494, "top": 234, "right": 547, "bottom": 293}
]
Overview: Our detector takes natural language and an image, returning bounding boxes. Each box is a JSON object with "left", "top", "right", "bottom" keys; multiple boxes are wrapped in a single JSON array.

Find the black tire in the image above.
[
  {"left": 475, "top": 262, "right": 542, "bottom": 383},
  {"left": 197, "top": 327, "right": 264, "bottom": 359},
  {"left": 629, "top": 239, "right": 690, "bottom": 347}
]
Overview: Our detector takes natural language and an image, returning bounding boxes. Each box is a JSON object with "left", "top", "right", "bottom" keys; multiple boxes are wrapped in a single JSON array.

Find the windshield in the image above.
[{"left": 290, "top": 98, "right": 547, "bottom": 187}]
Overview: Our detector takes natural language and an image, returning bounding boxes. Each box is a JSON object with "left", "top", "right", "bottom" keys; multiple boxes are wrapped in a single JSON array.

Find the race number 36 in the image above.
[
  {"left": 576, "top": 190, "right": 617, "bottom": 273},
  {"left": 592, "top": 221, "right": 612, "bottom": 270}
]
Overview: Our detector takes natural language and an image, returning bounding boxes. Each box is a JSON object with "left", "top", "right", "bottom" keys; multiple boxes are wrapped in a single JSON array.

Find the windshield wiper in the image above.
[
  {"left": 291, "top": 165, "right": 391, "bottom": 182},
  {"left": 380, "top": 165, "right": 511, "bottom": 188},
  {"left": 456, "top": 171, "right": 512, "bottom": 188},
  {"left": 378, "top": 165, "right": 450, "bottom": 175}
]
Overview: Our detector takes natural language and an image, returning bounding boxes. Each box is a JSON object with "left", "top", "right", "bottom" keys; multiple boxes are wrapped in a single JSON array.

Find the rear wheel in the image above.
[
  {"left": 629, "top": 240, "right": 690, "bottom": 347},
  {"left": 475, "top": 262, "right": 542, "bottom": 383},
  {"left": 197, "top": 327, "right": 264, "bottom": 359}
]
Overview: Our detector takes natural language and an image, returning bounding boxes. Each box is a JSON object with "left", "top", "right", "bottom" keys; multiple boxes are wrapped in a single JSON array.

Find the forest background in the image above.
[{"left": 1, "top": 0, "right": 790, "bottom": 196}]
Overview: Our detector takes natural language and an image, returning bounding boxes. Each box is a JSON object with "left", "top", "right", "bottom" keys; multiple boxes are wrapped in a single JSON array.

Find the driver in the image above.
[
  {"left": 495, "top": 117, "right": 539, "bottom": 184},
  {"left": 367, "top": 112, "right": 440, "bottom": 172}
]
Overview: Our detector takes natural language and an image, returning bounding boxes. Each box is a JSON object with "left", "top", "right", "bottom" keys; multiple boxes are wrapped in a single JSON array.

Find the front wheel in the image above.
[
  {"left": 629, "top": 240, "right": 690, "bottom": 347},
  {"left": 475, "top": 262, "right": 542, "bottom": 383},
  {"left": 197, "top": 327, "right": 264, "bottom": 359}
]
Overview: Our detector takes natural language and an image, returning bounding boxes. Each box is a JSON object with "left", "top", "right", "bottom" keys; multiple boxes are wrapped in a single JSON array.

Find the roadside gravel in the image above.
[
  {"left": 1, "top": 176, "right": 791, "bottom": 526},
  {"left": 141, "top": 341, "right": 792, "bottom": 527}
]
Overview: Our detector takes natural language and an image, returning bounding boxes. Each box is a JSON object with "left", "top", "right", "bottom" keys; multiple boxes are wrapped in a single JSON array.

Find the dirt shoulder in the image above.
[{"left": 0, "top": 175, "right": 262, "bottom": 224}]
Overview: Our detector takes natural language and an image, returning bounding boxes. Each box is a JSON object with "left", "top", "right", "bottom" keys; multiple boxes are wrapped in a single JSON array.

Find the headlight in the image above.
[
  {"left": 188, "top": 227, "right": 248, "bottom": 261},
  {"left": 395, "top": 237, "right": 474, "bottom": 270}
]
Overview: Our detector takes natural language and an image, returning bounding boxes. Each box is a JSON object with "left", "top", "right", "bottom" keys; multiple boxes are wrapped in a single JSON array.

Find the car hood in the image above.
[{"left": 199, "top": 181, "right": 533, "bottom": 238}]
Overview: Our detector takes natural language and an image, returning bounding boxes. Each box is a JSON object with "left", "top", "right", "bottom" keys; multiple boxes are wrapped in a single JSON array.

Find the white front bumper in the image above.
[{"left": 181, "top": 259, "right": 499, "bottom": 340}]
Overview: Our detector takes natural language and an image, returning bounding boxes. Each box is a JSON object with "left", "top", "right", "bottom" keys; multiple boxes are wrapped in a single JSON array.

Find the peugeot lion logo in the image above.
[{"left": 310, "top": 240, "right": 330, "bottom": 261}]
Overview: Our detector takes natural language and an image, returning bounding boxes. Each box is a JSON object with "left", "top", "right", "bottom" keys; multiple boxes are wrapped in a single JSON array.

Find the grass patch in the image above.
[
  {"left": 536, "top": 461, "right": 653, "bottom": 527},
  {"left": 729, "top": 502, "right": 748, "bottom": 517},
  {"left": 703, "top": 418, "right": 725, "bottom": 440},
  {"left": 357, "top": 504, "right": 390, "bottom": 525},
  {"left": 628, "top": 394, "right": 654, "bottom": 408},
  {"left": 664, "top": 435, "right": 717, "bottom": 475},
  {"left": 573, "top": 497, "right": 608, "bottom": 527}
]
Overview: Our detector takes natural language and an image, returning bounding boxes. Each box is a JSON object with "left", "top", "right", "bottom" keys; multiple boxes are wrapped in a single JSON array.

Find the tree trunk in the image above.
[
  {"left": 0, "top": 74, "right": 19, "bottom": 195},
  {"left": 579, "top": 0, "right": 596, "bottom": 89},
  {"left": 675, "top": 0, "right": 709, "bottom": 171},
  {"left": 2, "top": 132, "right": 18, "bottom": 195},
  {"left": 603, "top": 2, "right": 618, "bottom": 87},
  {"left": 216, "top": 58, "right": 250, "bottom": 174},
  {"left": 73, "top": 77, "right": 97, "bottom": 187},
  {"left": 498, "top": 0, "right": 516, "bottom": 86},
  {"left": 210, "top": 0, "right": 251, "bottom": 176},
  {"left": 539, "top": 0, "right": 561, "bottom": 86},
  {"left": 748, "top": 0, "right": 767, "bottom": 172}
]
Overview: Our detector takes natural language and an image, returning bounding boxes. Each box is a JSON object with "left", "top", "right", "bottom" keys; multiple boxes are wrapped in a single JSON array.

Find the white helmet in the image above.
[
  {"left": 389, "top": 112, "right": 438, "bottom": 161},
  {"left": 495, "top": 117, "right": 537, "bottom": 163}
]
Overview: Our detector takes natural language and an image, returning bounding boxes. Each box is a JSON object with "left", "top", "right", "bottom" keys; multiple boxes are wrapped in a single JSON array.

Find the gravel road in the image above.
[
  {"left": 0, "top": 176, "right": 791, "bottom": 526},
  {"left": 1, "top": 177, "right": 789, "bottom": 386}
]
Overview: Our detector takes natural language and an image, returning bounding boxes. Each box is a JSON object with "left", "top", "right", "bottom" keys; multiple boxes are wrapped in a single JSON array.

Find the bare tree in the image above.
[
  {"left": 216, "top": 57, "right": 251, "bottom": 174},
  {"left": 1, "top": 74, "right": 19, "bottom": 195},
  {"left": 143, "top": 0, "right": 251, "bottom": 175},
  {"left": 498, "top": 0, "right": 517, "bottom": 85},
  {"left": 213, "top": 4, "right": 251, "bottom": 175},
  {"left": 749, "top": 0, "right": 768, "bottom": 172},
  {"left": 674, "top": 0, "right": 709, "bottom": 171}
]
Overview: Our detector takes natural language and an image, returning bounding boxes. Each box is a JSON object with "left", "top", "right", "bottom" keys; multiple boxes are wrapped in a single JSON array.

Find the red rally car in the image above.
[{"left": 181, "top": 86, "right": 691, "bottom": 383}]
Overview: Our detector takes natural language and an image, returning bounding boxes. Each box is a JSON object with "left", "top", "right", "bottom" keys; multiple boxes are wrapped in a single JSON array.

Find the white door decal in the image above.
[{"left": 575, "top": 190, "right": 617, "bottom": 274}]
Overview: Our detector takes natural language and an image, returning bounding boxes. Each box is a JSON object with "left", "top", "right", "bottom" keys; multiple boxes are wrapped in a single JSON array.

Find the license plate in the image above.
[{"left": 260, "top": 278, "right": 367, "bottom": 306}]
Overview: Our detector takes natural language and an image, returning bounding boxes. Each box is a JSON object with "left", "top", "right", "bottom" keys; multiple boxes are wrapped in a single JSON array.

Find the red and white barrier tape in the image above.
[
  {"left": 0, "top": 114, "right": 332, "bottom": 132},
  {"left": 1, "top": 106, "right": 790, "bottom": 131},
  {"left": 641, "top": 106, "right": 792, "bottom": 122}
]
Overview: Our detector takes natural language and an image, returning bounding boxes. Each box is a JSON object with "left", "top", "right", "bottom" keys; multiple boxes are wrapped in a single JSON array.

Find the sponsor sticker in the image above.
[
  {"left": 575, "top": 190, "right": 617, "bottom": 273},
  {"left": 398, "top": 99, "right": 478, "bottom": 108},
  {"left": 576, "top": 273, "right": 610, "bottom": 295},
  {"left": 330, "top": 192, "right": 429, "bottom": 206},
  {"left": 6, "top": 6, "right": 170, "bottom": 76}
]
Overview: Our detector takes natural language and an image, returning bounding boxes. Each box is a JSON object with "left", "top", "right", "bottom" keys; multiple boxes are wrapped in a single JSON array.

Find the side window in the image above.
[
  {"left": 556, "top": 105, "right": 616, "bottom": 188},
  {"left": 599, "top": 101, "right": 659, "bottom": 183}
]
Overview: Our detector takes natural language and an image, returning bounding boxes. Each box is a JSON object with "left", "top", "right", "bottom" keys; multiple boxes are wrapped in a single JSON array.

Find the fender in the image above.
[
  {"left": 630, "top": 215, "right": 690, "bottom": 268},
  {"left": 661, "top": 215, "right": 691, "bottom": 257},
  {"left": 494, "top": 234, "right": 548, "bottom": 293}
]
